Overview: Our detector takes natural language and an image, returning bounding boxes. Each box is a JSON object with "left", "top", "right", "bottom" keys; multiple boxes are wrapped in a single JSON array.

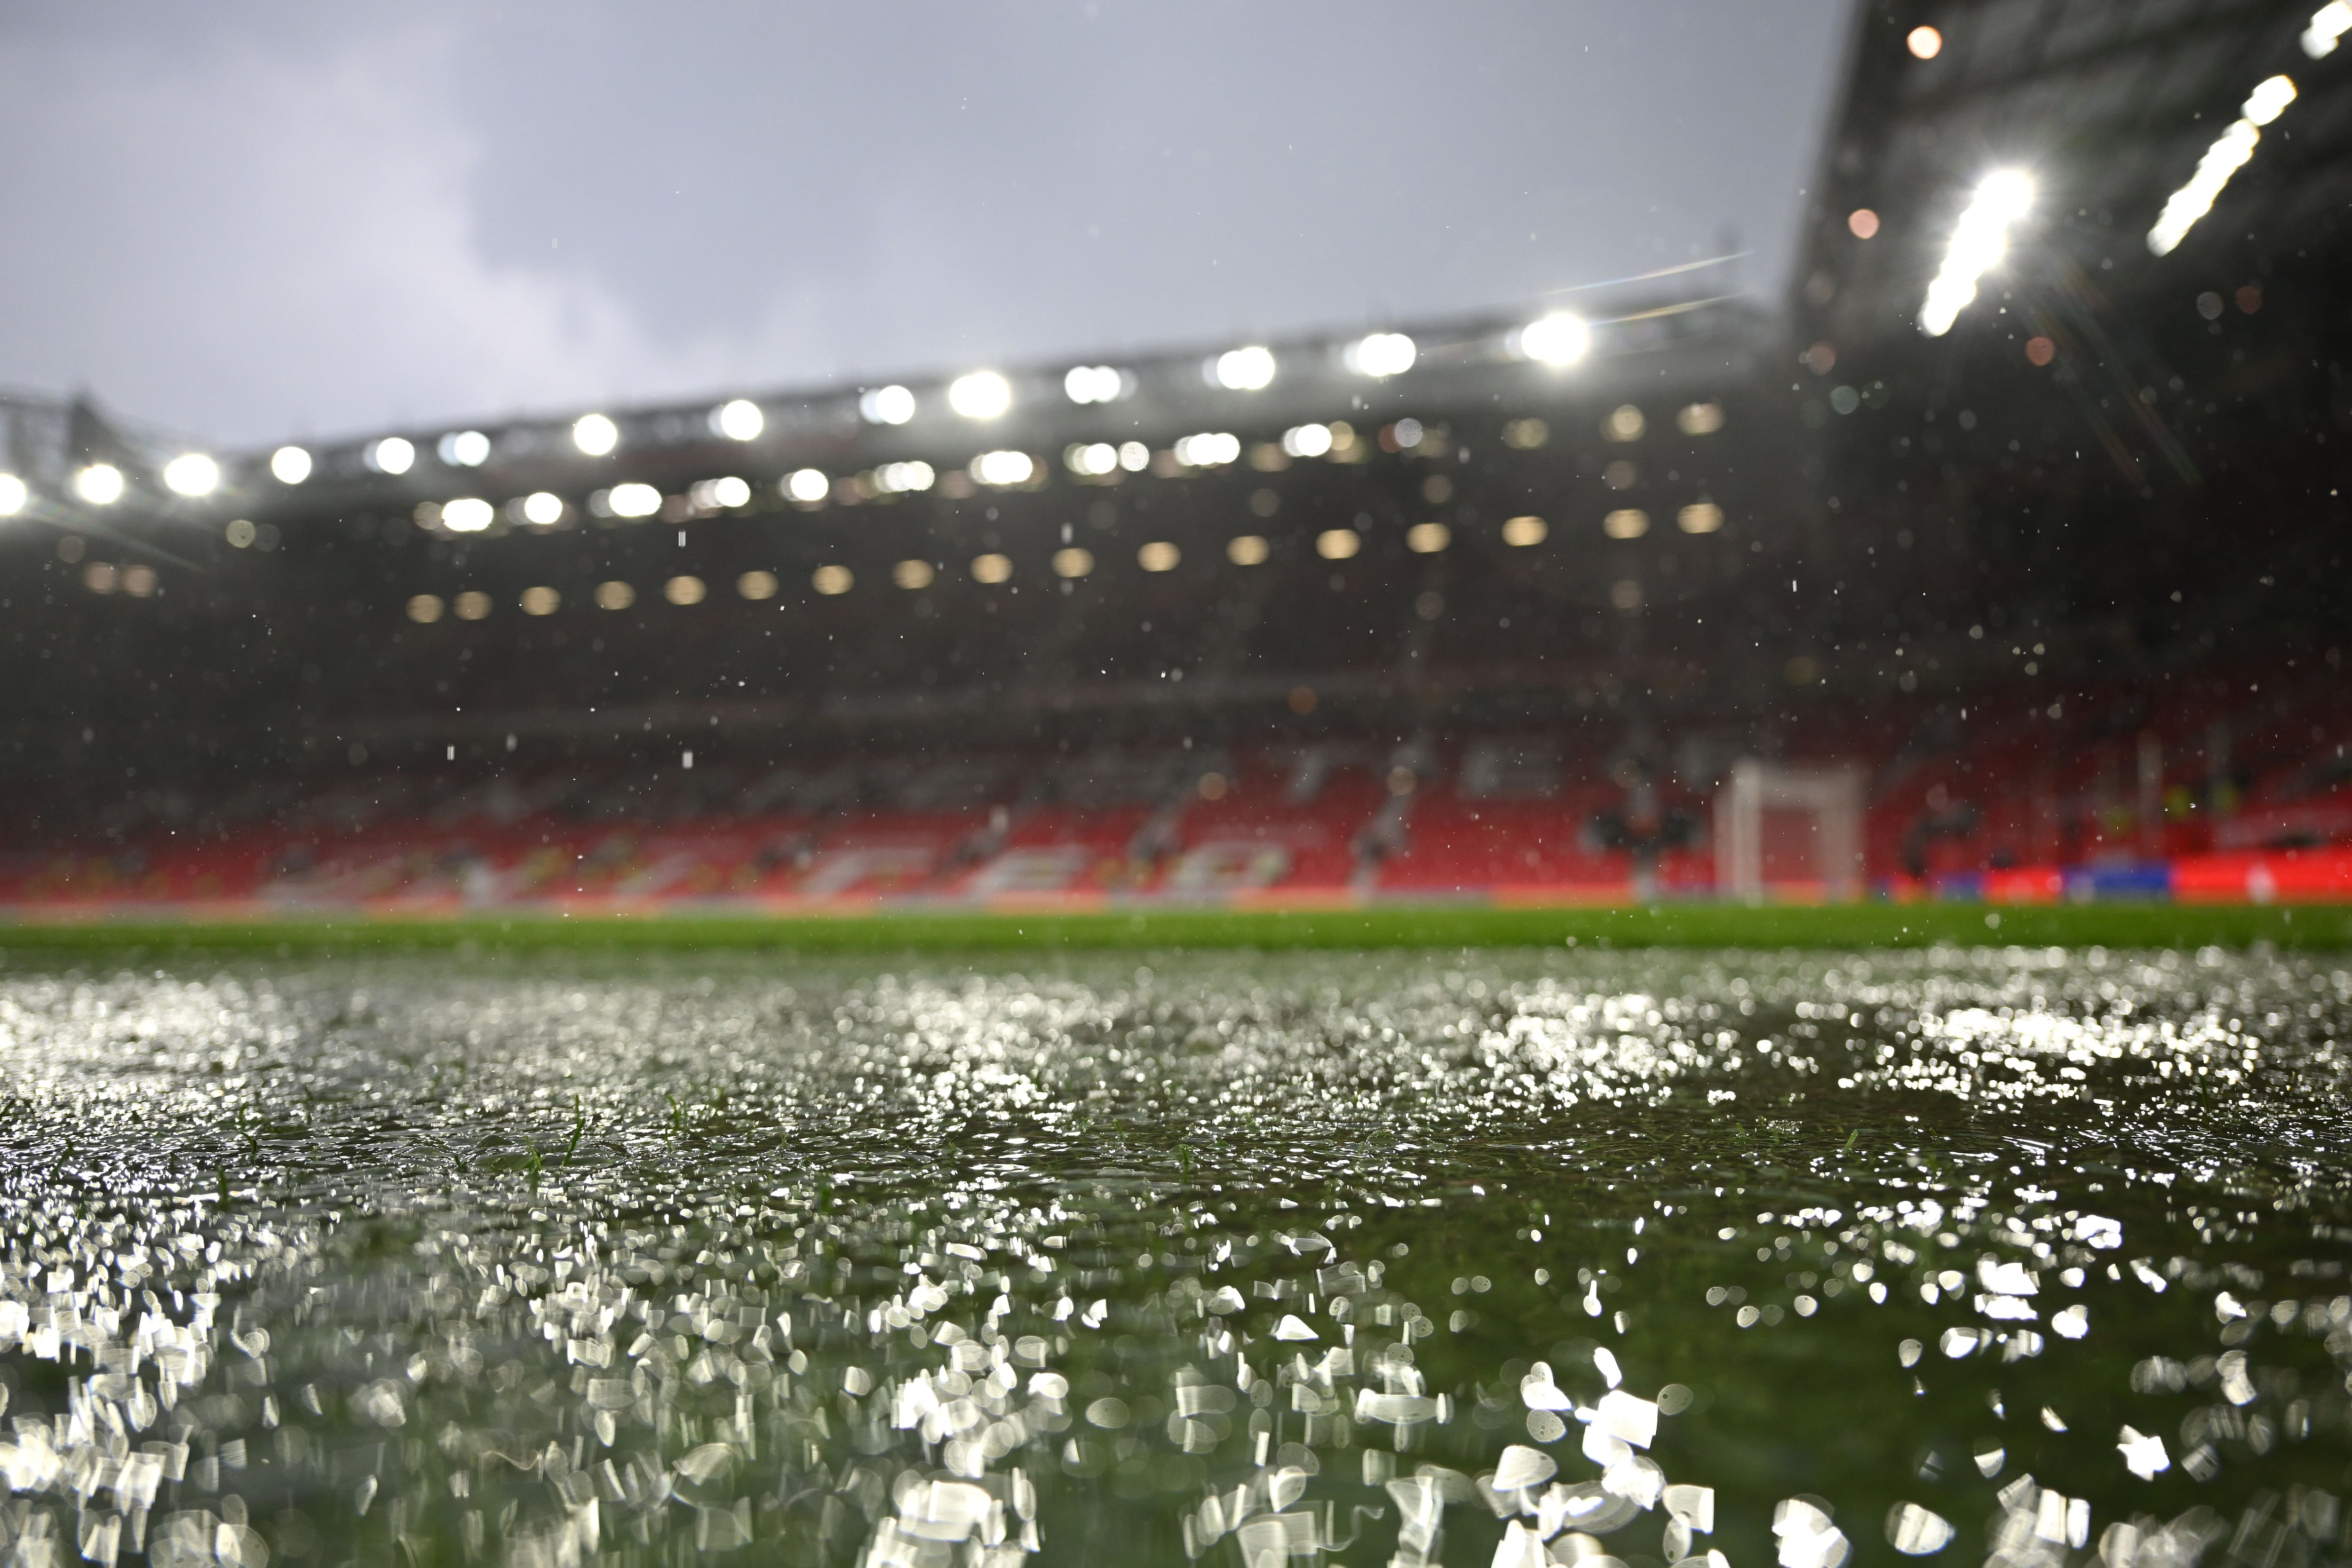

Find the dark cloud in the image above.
[{"left": 0, "top": 1, "right": 1847, "bottom": 446}]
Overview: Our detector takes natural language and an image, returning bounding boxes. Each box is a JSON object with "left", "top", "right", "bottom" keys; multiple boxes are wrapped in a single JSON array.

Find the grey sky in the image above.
[{"left": 0, "top": 2, "right": 1851, "bottom": 449}]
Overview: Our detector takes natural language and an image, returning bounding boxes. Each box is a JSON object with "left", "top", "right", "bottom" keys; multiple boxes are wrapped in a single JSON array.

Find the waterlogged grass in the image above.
[
  {"left": 1, "top": 900, "right": 2348, "bottom": 956},
  {"left": 2, "top": 947, "right": 2350, "bottom": 1568}
]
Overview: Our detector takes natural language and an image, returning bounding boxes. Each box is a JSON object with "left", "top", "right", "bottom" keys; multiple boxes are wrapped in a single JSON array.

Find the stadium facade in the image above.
[{"left": 3, "top": 0, "right": 2348, "bottom": 912}]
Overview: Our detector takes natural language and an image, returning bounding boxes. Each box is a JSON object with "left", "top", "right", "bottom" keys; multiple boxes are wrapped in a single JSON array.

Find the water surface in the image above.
[{"left": 1, "top": 945, "right": 2347, "bottom": 1568}]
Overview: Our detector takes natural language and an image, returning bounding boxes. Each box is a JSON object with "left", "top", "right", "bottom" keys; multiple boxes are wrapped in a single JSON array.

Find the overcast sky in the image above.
[{"left": 0, "top": 2, "right": 1850, "bottom": 450}]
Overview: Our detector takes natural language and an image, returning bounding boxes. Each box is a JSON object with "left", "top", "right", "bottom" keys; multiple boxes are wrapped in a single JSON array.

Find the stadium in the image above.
[
  {"left": 2, "top": 9, "right": 2352, "bottom": 1568},
  {"left": 3, "top": 3, "right": 2346, "bottom": 936}
]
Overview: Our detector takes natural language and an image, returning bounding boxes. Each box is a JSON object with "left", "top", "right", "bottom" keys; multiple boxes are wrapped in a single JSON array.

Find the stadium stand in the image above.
[{"left": 4, "top": 0, "right": 2349, "bottom": 910}]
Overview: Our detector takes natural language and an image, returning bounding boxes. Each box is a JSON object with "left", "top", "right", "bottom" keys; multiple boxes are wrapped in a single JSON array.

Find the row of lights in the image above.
[
  {"left": 2, "top": 313, "right": 1605, "bottom": 518},
  {"left": 181, "top": 317, "right": 1601, "bottom": 503},
  {"left": 401, "top": 400, "right": 1724, "bottom": 538},
  {"left": 1905, "top": 3, "right": 2348, "bottom": 333},
  {"left": 9, "top": 402, "right": 1720, "bottom": 550},
  {"left": 400, "top": 501, "right": 1729, "bottom": 623},
  {"left": 2146, "top": 72, "right": 2299, "bottom": 256},
  {"left": 0, "top": 312, "right": 1611, "bottom": 521},
  {"left": 1919, "top": 170, "right": 2034, "bottom": 337},
  {"left": 0, "top": 453, "right": 227, "bottom": 514}
]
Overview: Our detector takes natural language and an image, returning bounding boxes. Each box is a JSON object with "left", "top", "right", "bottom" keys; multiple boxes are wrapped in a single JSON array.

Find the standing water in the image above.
[{"left": 0, "top": 946, "right": 2346, "bottom": 1568}]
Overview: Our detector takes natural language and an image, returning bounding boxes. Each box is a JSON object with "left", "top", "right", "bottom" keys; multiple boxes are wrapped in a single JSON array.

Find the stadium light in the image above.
[
  {"left": 437, "top": 430, "right": 491, "bottom": 467},
  {"left": 711, "top": 399, "right": 764, "bottom": 441},
  {"left": 972, "top": 450, "right": 1034, "bottom": 486},
  {"left": 2304, "top": 1, "right": 2350, "bottom": 56},
  {"left": 785, "top": 468, "right": 830, "bottom": 503},
  {"left": 859, "top": 385, "right": 916, "bottom": 425},
  {"left": 572, "top": 414, "right": 619, "bottom": 456},
  {"left": 1515, "top": 313, "right": 1591, "bottom": 366},
  {"left": 74, "top": 464, "right": 125, "bottom": 505},
  {"left": 874, "top": 460, "right": 935, "bottom": 494},
  {"left": 1064, "top": 365, "right": 1126, "bottom": 404},
  {"left": 521, "top": 491, "right": 564, "bottom": 526},
  {"left": 270, "top": 445, "right": 311, "bottom": 484},
  {"left": 1907, "top": 25, "right": 1941, "bottom": 58},
  {"left": 1065, "top": 442, "right": 1120, "bottom": 477},
  {"left": 0, "top": 473, "right": 25, "bottom": 515},
  {"left": 1282, "top": 423, "right": 1335, "bottom": 459},
  {"left": 1118, "top": 441, "right": 1150, "bottom": 472},
  {"left": 1172, "top": 432, "right": 1240, "bottom": 468},
  {"left": 605, "top": 483, "right": 661, "bottom": 518},
  {"left": 1920, "top": 169, "right": 2033, "bottom": 335},
  {"left": 162, "top": 453, "right": 220, "bottom": 498},
  {"left": 948, "top": 372, "right": 1012, "bottom": 420},
  {"left": 1346, "top": 332, "right": 1416, "bottom": 378},
  {"left": 441, "top": 497, "right": 493, "bottom": 532},
  {"left": 1209, "top": 346, "right": 1276, "bottom": 391},
  {"left": 369, "top": 436, "right": 416, "bottom": 475},
  {"left": 694, "top": 476, "right": 751, "bottom": 509},
  {"left": 2147, "top": 77, "right": 2295, "bottom": 256}
]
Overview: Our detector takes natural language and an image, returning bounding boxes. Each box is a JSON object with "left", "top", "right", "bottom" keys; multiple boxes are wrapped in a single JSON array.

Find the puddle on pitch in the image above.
[{"left": 2, "top": 945, "right": 2350, "bottom": 1568}]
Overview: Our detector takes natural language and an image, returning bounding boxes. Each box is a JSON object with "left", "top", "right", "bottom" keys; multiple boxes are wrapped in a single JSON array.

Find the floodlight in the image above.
[
  {"left": 1282, "top": 424, "right": 1335, "bottom": 459},
  {"left": 438, "top": 430, "right": 491, "bottom": 467},
  {"left": 1064, "top": 365, "right": 1125, "bottom": 404},
  {"left": 1516, "top": 314, "right": 1591, "bottom": 366},
  {"left": 785, "top": 468, "right": 830, "bottom": 503},
  {"left": 607, "top": 482, "right": 661, "bottom": 518},
  {"left": 972, "top": 450, "right": 1034, "bottom": 486},
  {"left": 2306, "top": 1, "right": 2352, "bottom": 56},
  {"left": 948, "top": 372, "right": 1012, "bottom": 420},
  {"left": 270, "top": 445, "right": 312, "bottom": 484},
  {"left": 2149, "top": 123, "right": 2260, "bottom": 256},
  {"left": 1348, "top": 333, "right": 1417, "bottom": 378},
  {"left": 875, "top": 461, "right": 935, "bottom": 494},
  {"left": 162, "top": 453, "right": 219, "bottom": 497},
  {"left": 712, "top": 399, "right": 764, "bottom": 441},
  {"left": 572, "top": 414, "right": 619, "bottom": 456},
  {"left": 370, "top": 436, "right": 416, "bottom": 475},
  {"left": 74, "top": 464, "right": 125, "bottom": 505},
  {"left": 1172, "top": 432, "right": 1240, "bottom": 468},
  {"left": 2244, "top": 74, "right": 2298, "bottom": 125},
  {"left": 1922, "top": 170, "right": 2034, "bottom": 333},
  {"left": 441, "top": 497, "right": 493, "bottom": 532},
  {"left": 1210, "top": 347, "right": 1276, "bottom": 391},
  {"left": 860, "top": 385, "right": 916, "bottom": 425}
]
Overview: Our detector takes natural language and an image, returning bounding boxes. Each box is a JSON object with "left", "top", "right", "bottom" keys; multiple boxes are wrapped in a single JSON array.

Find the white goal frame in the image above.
[{"left": 1714, "top": 760, "right": 1867, "bottom": 902}]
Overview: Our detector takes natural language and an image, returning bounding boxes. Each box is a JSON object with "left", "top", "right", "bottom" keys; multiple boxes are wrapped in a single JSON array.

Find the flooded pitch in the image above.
[{"left": 2, "top": 945, "right": 2349, "bottom": 1568}]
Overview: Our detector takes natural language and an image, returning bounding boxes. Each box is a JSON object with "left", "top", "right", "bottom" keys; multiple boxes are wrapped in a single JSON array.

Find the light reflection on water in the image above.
[{"left": 0, "top": 946, "right": 2348, "bottom": 1568}]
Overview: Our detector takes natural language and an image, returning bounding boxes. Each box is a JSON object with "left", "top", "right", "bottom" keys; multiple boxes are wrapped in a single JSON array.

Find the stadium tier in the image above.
[
  {"left": 4, "top": 0, "right": 2349, "bottom": 911},
  {"left": 8, "top": 654, "right": 2351, "bottom": 911}
]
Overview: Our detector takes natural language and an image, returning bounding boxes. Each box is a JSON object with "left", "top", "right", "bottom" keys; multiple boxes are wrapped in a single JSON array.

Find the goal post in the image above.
[{"left": 1714, "top": 760, "right": 1868, "bottom": 902}]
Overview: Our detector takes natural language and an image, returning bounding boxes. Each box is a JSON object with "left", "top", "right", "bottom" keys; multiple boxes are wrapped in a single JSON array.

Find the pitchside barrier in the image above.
[{"left": 4, "top": 843, "right": 2352, "bottom": 921}]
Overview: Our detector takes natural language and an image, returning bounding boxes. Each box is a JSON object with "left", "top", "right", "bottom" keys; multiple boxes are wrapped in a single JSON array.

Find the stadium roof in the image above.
[
  {"left": 0, "top": 278, "right": 1771, "bottom": 548},
  {"left": 1795, "top": 0, "right": 2352, "bottom": 350}
]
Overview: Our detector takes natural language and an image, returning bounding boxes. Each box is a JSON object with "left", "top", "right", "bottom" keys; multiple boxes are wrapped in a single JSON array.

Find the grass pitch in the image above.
[{"left": 0, "top": 900, "right": 2346, "bottom": 955}]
